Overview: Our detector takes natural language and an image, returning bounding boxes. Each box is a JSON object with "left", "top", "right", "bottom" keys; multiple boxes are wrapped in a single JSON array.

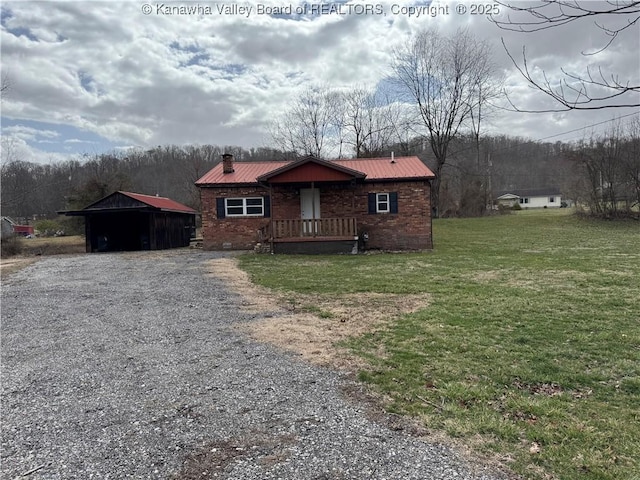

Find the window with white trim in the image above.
[
  {"left": 519, "top": 197, "right": 529, "bottom": 204},
  {"left": 376, "top": 193, "right": 390, "bottom": 213},
  {"left": 225, "top": 197, "right": 264, "bottom": 217},
  {"left": 368, "top": 192, "right": 398, "bottom": 214},
  {"left": 549, "top": 197, "right": 555, "bottom": 203}
]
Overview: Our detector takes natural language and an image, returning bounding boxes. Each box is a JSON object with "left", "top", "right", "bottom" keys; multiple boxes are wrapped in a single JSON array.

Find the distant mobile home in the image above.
[{"left": 496, "top": 188, "right": 563, "bottom": 209}]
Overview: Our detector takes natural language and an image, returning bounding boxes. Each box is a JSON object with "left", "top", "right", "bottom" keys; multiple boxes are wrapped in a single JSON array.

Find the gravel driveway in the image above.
[{"left": 1, "top": 251, "right": 507, "bottom": 479}]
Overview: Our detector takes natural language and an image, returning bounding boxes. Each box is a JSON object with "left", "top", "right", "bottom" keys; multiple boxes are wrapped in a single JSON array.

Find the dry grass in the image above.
[
  {"left": 206, "top": 257, "right": 430, "bottom": 371},
  {"left": 1, "top": 235, "right": 86, "bottom": 279},
  {"left": 0, "top": 257, "right": 39, "bottom": 278},
  {"left": 19, "top": 235, "right": 86, "bottom": 256}
]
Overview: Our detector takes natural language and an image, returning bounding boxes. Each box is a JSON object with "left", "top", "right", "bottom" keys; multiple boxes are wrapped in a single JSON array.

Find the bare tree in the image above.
[
  {"left": 335, "top": 86, "right": 412, "bottom": 157},
  {"left": 469, "top": 61, "right": 504, "bottom": 214},
  {"left": 391, "top": 27, "right": 500, "bottom": 216},
  {"left": 493, "top": 1, "right": 640, "bottom": 111},
  {"left": 270, "top": 86, "right": 339, "bottom": 159},
  {"left": 179, "top": 145, "right": 220, "bottom": 209},
  {"left": 570, "top": 116, "right": 640, "bottom": 217},
  {"left": 620, "top": 116, "right": 640, "bottom": 209}
]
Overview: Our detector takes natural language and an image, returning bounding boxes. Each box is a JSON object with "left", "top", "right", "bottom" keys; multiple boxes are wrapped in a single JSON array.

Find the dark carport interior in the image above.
[{"left": 60, "top": 191, "right": 197, "bottom": 253}]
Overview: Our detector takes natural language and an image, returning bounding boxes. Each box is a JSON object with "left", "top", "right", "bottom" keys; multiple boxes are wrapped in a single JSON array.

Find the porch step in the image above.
[{"left": 272, "top": 235, "right": 358, "bottom": 243}]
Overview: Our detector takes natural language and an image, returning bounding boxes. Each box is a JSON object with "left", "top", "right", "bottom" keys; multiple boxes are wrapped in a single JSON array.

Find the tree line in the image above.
[
  {"left": 0, "top": 145, "right": 284, "bottom": 229},
  {"left": 4, "top": 126, "right": 637, "bottom": 227}
]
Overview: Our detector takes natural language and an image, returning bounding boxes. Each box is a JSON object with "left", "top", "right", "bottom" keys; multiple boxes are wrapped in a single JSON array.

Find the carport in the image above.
[{"left": 60, "top": 191, "right": 197, "bottom": 252}]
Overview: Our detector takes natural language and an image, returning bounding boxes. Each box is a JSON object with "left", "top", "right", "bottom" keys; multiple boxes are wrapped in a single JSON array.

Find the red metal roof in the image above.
[
  {"left": 195, "top": 161, "right": 290, "bottom": 185},
  {"left": 195, "top": 156, "right": 434, "bottom": 185},
  {"left": 333, "top": 156, "right": 435, "bottom": 180},
  {"left": 119, "top": 192, "right": 197, "bottom": 213}
]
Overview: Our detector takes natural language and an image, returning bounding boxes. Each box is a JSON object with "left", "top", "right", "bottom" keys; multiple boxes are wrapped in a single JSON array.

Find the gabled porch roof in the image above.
[{"left": 256, "top": 156, "right": 366, "bottom": 183}]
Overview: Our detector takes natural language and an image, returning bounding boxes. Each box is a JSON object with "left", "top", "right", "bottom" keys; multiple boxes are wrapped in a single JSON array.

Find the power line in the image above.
[
  {"left": 534, "top": 112, "right": 639, "bottom": 142},
  {"left": 446, "top": 111, "right": 640, "bottom": 160}
]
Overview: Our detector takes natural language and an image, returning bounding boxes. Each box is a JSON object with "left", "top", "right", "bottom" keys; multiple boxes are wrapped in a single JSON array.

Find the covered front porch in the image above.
[
  {"left": 256, "top": 157, "right": 364, "bottom": 254},
  {"left": 259, "top": 217, "right": 359, "bottom": 254}
]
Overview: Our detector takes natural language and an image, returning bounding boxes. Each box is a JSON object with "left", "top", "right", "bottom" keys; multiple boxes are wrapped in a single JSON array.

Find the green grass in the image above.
[{"left": 238, "top": 210, "right": 640, "bottom": 480}]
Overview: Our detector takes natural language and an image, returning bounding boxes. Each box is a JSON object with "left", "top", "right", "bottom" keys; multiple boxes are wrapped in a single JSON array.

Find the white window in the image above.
[
  {"left": 225, "top": 197, "right": 264, "bottom": 217},
  {"left": 549, "top": 197, "right": 555, "bottom": 203},
  {"left": 519, "top": 198, "right": 529, "bottom": 204},
  {"left": 376, "top": 193, "right": 390, "bottom": 213}
]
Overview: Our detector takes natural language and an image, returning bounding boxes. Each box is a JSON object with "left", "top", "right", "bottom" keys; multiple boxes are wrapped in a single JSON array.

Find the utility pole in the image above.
[{"left": 486, "top": 152, "right": 493, "bottom": 212}]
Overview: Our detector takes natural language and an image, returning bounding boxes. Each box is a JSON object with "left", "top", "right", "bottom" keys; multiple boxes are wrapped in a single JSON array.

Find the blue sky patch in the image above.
[
  {"left": 1, "top": 117, "right": 123, "bottom": 157},
  {"left": 1, "top": 6, "right": 38, "bottom": 42}
]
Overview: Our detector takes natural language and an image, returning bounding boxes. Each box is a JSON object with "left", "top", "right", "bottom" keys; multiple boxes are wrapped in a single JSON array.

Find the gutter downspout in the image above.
[{"left": 429, "top": 178, "right": 434, "bottom": 250}]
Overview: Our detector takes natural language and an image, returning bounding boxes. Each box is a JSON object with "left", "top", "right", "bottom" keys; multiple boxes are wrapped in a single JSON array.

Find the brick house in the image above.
[{"left": 195, "top": 154, "right": 435, "bottom": 253}]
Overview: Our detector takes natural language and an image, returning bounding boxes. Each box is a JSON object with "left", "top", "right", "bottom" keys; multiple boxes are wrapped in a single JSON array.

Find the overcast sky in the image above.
[{"left": 1, "top": 0, "right": 639, "bottom": 164}]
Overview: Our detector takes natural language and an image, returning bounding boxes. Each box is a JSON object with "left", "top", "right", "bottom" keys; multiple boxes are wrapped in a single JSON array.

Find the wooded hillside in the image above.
[{"left": 2, "top": 130, "right": 638, "bottom": 227}]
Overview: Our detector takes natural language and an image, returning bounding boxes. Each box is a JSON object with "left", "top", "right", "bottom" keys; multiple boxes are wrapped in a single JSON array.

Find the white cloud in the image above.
[
  {"left": 64, "top": 138, "right": 97, "bottom": 144},
  {"left": 1, "top": 133, "right": 71, "bottom": 164},
  {"left": 2, "top": 124, "right": 60, "bottom": 141}
]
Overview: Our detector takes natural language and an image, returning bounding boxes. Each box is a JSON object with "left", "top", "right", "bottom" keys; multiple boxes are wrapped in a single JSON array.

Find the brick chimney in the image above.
[{"left": 222, "top": 153, "right": 234, "bottom": 174}]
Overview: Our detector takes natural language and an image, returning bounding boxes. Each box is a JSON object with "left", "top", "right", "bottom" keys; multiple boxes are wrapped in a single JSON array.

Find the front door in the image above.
[{"left": 300, "top": 188, "right": 320, "bottom": 234}]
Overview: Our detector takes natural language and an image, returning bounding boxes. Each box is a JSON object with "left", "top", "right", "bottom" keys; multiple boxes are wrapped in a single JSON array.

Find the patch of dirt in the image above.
[
  {"left": 469, "top": 270, "right": 502, "bottom": 283},
  {"left": 173, "top": 432, "right": 296, "bottom": 479},
  {"left": 206, "top": 258, "right": 430, "bottom": 372},
  {"left": 512, "top": 380, "right": 564, "bottom": 397},
  {"left": 0, "top": 257, "right": 38, "bottom": 278}
]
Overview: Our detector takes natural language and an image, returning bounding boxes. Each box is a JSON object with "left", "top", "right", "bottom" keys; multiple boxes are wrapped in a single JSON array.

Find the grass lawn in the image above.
[{"left": 238, "top": 210, "right": 640, "bottom": 480}]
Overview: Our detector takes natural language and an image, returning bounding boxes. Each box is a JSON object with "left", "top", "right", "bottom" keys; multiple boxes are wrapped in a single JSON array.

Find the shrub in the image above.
[
  {"left": 497, "top": 204, "right": 513, "bottom": 215},
  {"left": 58, "top": 216, "right": 84, "bottom": 236},
  {"left": 0, "top": 235, "right": 23, "bottom": 257},
  {"left": 34, "top": 219, "right": 62, "bottom": 237}
]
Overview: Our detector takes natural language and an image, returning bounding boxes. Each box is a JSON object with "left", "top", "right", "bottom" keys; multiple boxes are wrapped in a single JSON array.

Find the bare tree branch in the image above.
[
  {"left": 492, "top": 0, "right": 640, "bottom": 33},
  {"left": 269, "top": 86, "right": 338, "bottom": 159},
  {"left": 493, "top": 1, "right": 640, "bottom": 111},
  {"left": 1, "top": 71, "right": 11, "bottom": 97},
  {"left": 336, "top": 86, "right": 411, "bottom": 157}
]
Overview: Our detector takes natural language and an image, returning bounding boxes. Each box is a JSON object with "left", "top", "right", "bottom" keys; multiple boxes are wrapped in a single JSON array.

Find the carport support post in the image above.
[
  {"left": 85, "top": 215, "right": 92, "bottom": 253},
  {"left": 311, "top": 181, "right": 317, "bottom": 238},
  {"left": 148, "top": 214, "right": 155, "bottom": 250}
]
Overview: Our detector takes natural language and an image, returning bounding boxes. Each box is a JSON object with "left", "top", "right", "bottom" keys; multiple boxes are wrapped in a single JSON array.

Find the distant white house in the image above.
[
  {"left": 496, "top": 188, "right": 563, "bottom": 209},
  {"left": 1, "top": 217, "right": 14, "bottom": 239}
]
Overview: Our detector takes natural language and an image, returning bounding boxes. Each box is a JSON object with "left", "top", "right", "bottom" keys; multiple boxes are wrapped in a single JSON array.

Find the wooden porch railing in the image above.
[{"left": 267, "top": 217, "right": 357, "bottom": 239}]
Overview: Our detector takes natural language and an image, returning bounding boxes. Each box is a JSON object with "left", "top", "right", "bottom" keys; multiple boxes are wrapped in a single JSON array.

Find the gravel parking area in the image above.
[{"left": 1, "top": 251, "right": 508, "bottom": 479}]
